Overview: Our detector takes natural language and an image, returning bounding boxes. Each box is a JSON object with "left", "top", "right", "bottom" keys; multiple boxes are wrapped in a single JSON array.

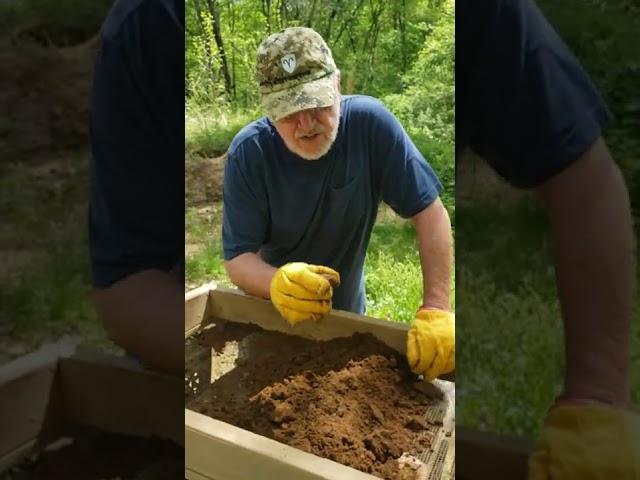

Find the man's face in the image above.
[{"left": 274, "top": 82, "right": 341, "bottom": 160}]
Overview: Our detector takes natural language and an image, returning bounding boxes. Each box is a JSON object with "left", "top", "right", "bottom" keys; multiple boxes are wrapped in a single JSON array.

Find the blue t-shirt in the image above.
[
  {"left": 457, "top": 0, "right": 612, "bottom": 187},
  {"left": 88, "top": 0, "right": 184, "bottom": 288},
  {"left": 222, "top": 95, "right": 443, "bottom": 314}
]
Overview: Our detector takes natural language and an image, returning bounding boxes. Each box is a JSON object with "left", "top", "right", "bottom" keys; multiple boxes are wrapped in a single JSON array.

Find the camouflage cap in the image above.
[{"left": 256, "top": 27, "right": 337, "bottom": 122}]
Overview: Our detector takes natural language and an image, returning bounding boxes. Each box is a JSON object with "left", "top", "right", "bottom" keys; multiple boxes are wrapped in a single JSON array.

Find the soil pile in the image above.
[{"left": 187, "top": 322, "right": 446, "bottom": 479}]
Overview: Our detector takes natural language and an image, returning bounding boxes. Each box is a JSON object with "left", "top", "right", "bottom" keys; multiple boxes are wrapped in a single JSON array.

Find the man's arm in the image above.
[
  {"left": 411, "top": 197, "right": 454, "bottom": 311},
  {"left": 88, "top": 1, "right": 184, "bottom": 377},
  {"left": 535, "top": 137, "right": 635, "bottom": 406},
  {"left": 93, "top": 268, "right": 183, "bottom": 376},
  {"left": 406, "top": 196, "right": 455, "bottom": 380},
  {"left": 224, "top": 252, "right": 277, "bottom": 299}
]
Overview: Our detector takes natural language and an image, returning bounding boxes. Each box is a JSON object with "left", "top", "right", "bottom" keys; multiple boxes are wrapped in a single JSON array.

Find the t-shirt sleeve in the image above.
[
  {"left": 222, "top": 141, "right": 270, "bottom": 261},
  {"left": 463, "top": 0, "right": 612, "bottom": 188},
  {"left": 368, "top": 99, "right": 443, "bottom": 218},
  {"left": 88, "top": 1, "right": 184, "bottom": 288}
]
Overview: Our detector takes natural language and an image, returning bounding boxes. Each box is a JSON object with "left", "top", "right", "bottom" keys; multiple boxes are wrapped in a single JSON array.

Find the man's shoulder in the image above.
[
  {"left": 102, "top": 0, "right": 183, "bottom": 41},
  {"left": 227, "top": 117, "right": 274, "bottom": 158},
  {"left": 342, "top": 94, "right": 388, "bottom": 115},
  {"left": 341, "top": 95, "right": 402, "bottom": 137}
]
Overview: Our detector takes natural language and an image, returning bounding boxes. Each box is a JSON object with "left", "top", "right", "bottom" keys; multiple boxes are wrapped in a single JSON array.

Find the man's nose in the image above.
[{"left": 297, "top": 110, "right": 315, "bottom": 131}]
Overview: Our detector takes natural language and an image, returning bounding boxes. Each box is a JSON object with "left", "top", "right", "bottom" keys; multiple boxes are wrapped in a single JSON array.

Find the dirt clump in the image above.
[{"left": 187, "top": 324, "right": 443, "bottom": 479}]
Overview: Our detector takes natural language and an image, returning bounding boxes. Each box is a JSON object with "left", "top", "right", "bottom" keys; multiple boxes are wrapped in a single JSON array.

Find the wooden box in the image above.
[
  {"left": 0, "top": 339, "right": 183, "bottom": 475},
  {"left": 185, "top": 283, "right": 455, "bottom": 480}
]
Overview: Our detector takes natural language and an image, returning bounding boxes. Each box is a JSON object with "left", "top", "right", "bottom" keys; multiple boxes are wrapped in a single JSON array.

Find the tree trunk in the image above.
[
  {"left": 262, "top": 0, "right": 272, "bottom": 33},
  {"left": 205, "top": 0, "right": 232, "bottom": 98},
  {"left": 192, "top": 0, "right": 215, "bottom": 84},
  {"left": 279, "top": 0, "right": 288, "bottom": 28},
  {"left": 228, "top": 0, "right": 237, "bottom": 99},
  {"left": 334, "top": 0, "right": 365, "bottom": 45},
  {"left": 306, "top": 0, "right": 318, "bottom": 28},
  {"left": 398, "top": 0, "right": 407, "bottom": 71},
  {"left": 324, "top": 4, "right": 338, "bottom": 41}
]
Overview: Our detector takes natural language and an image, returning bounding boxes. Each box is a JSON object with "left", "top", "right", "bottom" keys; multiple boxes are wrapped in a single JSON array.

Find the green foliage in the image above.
[
  {"left": 187, "top": 8, "right": 228, "bottom": 106},
  {"left": 0, "top": 158, "right": 110, "bottom": 350},
  {"left": 456, "top": 267, "right": 565, "bottom": 436},
  {"left": 185, "top": 0, "right": 455, "bottom": 214},
  {"left": 0, "top": 0, "right": 113, "bottom": 44},
  {"left": 1, "top": 246, "right": 97, "bottom": 338},
  {"left": 365, "top": 215, "right": 455, "bottom": 323},
  {"left": 384, "top": 0, "right": 454, "bottom": 145},
  {"left": 186, "top": 105, "right": 260, "bottom": 157},
  {"left": 456, "top": 200, "right": 640, "bottom": 434},
  {"left": 411, "top": 134, "right": 454, "bottom": 226},
  {"left": 185, "top": 0, "right": 453, "bottom": 111}
]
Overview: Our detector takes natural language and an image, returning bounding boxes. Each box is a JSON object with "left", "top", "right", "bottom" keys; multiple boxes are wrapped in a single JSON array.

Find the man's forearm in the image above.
[
  {"left": 536, "top": 138, "right": 635, "bottom": 405},
  {"left": 224, "top": 252, "right": 278, "bottom": 299},
  {"left": 93, "top": 268, "right": 183, "bottom": 376},
  {"left": 412, "top": 197, "right": 454, "bottom": 311}
]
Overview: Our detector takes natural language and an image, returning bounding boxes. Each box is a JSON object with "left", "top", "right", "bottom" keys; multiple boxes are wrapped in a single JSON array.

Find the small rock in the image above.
[
  {"left": 341, "top": 436, "right": 354, "bottom": 446},
  {"left": 412, "top": 381, "right": 444, "bottom": 400},
  {"left": 345, "top": 375, "right": 359, "bottom": 389},
  {"left": 370, "top": 404, "right": 385, "bottom": 424},
  {"left": 272, "top": 402, "right": 296, "bottom": 424},
  {"left": 405, "top": 416, "right": 428, "bottom": 431},
  {"left": 364, "top": 435, "right": 391, "bottom": 463}
]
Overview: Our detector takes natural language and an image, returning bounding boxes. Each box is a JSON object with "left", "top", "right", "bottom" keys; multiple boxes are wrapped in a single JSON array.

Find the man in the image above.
[
  {"left": 222, "top": 27, "right": 455, "bottom": 381},
  {"left": 88, "top": 0, "right": 184, "bottom": 375},
  {"left": 458, "top": 1, "right": 639, "bottom": 478}
]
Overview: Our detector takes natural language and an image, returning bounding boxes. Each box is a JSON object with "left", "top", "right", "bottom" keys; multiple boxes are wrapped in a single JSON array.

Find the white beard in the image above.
[
  {"left": 285, "top": 100, "right": 341, "bottom": 161},
  {"left": 292, "top": 122, "right": 339, "bottom": 160}
]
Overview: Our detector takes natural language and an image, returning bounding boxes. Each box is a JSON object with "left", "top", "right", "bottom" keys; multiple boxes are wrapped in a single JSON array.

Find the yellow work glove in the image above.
[
  {"left": 270, "top": 262, "right": 340, "bottom": 325},
  {"left": 406, "top": 308, "right": 455, "bottom": 381},
  {"left": 528, "top": 403, "right": 640, "bottom": 479}
]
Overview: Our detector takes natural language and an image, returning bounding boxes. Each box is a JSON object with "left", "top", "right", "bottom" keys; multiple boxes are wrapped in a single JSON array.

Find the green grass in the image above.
[
  {"left": 365, "top": 212, "right": 455, "bottom": 323},
  {"left": 185, "top": 202, "right": 455, "bottom": 320},
  {"left": 0, "top": 157, "right": 111, "bottom": 352},
  {"left": 456, "top": 200, "right": 640, "bottom": 437},
  {"left": 185, "top": 105, "right": 261, "bottom": 158},
  {"left": 185, "top": 203, "right": 231, "bottom": 288},
  {"left": 0, "top": 0, "right": 123, "bottom": 359}
]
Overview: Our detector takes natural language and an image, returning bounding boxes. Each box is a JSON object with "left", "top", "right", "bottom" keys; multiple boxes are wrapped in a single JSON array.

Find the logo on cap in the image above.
[{"left": 280, "top": 53, "right": 296, "bottom": 73}]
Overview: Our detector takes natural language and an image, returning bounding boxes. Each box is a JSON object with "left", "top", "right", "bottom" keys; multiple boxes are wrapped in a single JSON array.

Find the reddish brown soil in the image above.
[
  {"left": 1, "top": 427, "right": 183, "bottom": 480},
  {"left": 187, "top": 322, "right": 445, "bottom": 480}
]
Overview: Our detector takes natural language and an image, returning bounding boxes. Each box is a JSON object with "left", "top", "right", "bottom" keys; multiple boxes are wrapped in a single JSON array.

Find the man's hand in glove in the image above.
[
  {"left": 270, "top": 262, "right": 340, "bottom": 325},
  {"left": 528, "top": 401, "right": 640, "bottom": 479},
  {"left": 406, "top": 308, "right": 455, "bottom": 381}
]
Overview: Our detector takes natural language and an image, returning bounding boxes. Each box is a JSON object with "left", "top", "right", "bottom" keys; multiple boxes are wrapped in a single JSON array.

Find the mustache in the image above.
[{"left": 295, "top": 126, "right": 326, "bottom": 139}]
